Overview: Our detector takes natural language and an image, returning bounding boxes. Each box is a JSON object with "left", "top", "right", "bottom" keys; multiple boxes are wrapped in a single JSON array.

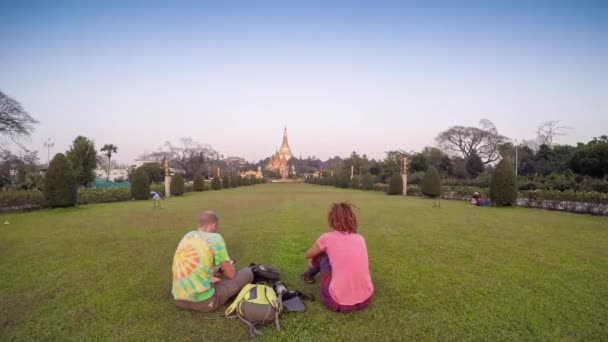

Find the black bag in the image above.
[{"left": 249, "top": 263, "right": 281, "bottom": 284}]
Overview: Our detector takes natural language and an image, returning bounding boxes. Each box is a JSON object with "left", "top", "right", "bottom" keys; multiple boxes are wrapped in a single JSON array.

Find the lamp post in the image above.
[
  {"left": 44, "top": 138, "right": 54, "bottom": 165},
  {"left": 514, "top": 139, "right": 518, "bottom": 178}
]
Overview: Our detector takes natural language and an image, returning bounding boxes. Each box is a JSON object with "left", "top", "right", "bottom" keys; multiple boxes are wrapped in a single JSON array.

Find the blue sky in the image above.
[{"left": 1, "top": 0, "right": 606, "bottom": 164}]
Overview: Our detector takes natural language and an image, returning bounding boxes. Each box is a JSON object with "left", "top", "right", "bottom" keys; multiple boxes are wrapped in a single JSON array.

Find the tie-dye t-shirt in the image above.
[{"left": 172, "top": 231, "right": 230, "bottom": 302}]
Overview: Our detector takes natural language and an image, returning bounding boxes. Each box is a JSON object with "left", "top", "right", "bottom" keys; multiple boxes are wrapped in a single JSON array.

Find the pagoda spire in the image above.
[{"left": 282, "top": 125, "right": 289, "bottom": 146}]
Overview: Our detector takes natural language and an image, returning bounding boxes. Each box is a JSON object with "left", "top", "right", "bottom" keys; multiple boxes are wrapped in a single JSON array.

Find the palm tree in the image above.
[{"left": 100, "top": 144, "right": 118, "bottom": 182}]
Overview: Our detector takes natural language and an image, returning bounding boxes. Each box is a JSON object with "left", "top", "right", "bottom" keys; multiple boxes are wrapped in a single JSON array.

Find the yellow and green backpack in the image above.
[{"left": 225, "top": 283, "right": 283, "bottom": 338}]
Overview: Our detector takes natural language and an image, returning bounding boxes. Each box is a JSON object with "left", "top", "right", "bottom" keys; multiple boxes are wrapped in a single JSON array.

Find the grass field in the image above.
[{"left": 1, "top": 184, "right": 607, "bottom": 341}]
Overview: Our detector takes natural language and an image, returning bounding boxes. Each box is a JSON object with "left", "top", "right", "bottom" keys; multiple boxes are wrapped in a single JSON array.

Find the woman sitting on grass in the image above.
[{"left": 301, "top": 202, "right": 374, "bottom": 312}]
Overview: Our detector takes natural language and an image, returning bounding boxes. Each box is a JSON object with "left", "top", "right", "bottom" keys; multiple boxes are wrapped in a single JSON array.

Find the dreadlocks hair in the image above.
[{"left": 328, "top": 202, "right": 358, "bottom": 233}]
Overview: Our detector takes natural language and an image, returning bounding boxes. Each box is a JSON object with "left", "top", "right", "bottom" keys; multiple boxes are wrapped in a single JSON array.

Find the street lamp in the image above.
[
  {"left": 44, "top": 138, "right": 54, "bottom": 165},
  {"left": 514, "top": 139, "right": 518, "bottom": 178}
]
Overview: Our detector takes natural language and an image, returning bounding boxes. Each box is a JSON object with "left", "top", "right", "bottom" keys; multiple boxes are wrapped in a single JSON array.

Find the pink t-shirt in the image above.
[{"left": 316, "top": 231, "right": 374, "bottom": 305}]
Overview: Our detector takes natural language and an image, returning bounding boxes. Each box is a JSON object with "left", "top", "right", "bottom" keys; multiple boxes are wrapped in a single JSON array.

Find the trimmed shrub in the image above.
[
  {"left": 351, "top": 175, "right": 361, "bottom": 190},
  {"left": 361, "top": 174, "right": 375, "bottom": 190},
  {"left": 373, "top": 182, "right": 388, "bottom": 192},
  {"left": 0, "top": 191, "right": 46, "bottom": 212},
  {"left": 193, "top": 173, "right": 205, "bottom": 191},
  {"left": 44, "top": 153, "right": 77, "bottom": 207},
  {"left": 131, "top": 167, "right": 150, "bottom": 200},
  {"left": 335, "top": 174, "right": 350, "bottom": 189},
  {"left": 211, "top": 175, "right": 222, "bottom": 190},
  {"left": 77, "top": 188, "right": 131, "bottom": 205},
  {"left": 231, "top": 175, "right": 238, "bottom": 188},
  {"left": 421, "top": 166, "right": 441, "bottom": 197},
  {"left": 222, "top": 176, "right": 230, "bottom": 189},
  {"left": 490, "top": 159, "right": 517, "bottom": 206},
  {"left": 170, "top": 173, "right": 185, "bottom": 196},
  {"left": 387, "top": 174, "right": 404, "bottom": 195}
]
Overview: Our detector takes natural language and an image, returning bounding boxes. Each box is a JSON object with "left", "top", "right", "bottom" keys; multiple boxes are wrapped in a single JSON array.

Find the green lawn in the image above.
[{"left": 1, "top": 184, "right": 607, "bottom": 341}]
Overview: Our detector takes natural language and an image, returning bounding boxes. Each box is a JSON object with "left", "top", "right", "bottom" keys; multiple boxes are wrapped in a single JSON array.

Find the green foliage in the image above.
[
  {"left": 150, "top": 183, "right": 166, "bottom": 196},
  {"left": 0, "top": 190, "right": 45, "bottom": 211},
  {"left": 130, "top": 167, "right": 150, "bottom": 200},
  {"left": 490, "top": 159, "right": 517, "bottom": 206},
  {"left": 77, "top": 188, "right": 131, "bottom": 205},
  {"left": 465, "top": 153, "right": 484, "bottom": 179},
  {"left": 408, "top": 153, "right": 428, "bottom": 173},
  {"left": 387, "top": 174, "right": 404, "bottom": 195},
  {"left": 361, "top": 173, "right": 375, "bottom": 190},
  {"left": 519, "top": 189, "right": 608, "bottom": 205},
  {"left": 44, "top": 153, "right": 77, "bottom": 207},
  {"left": 66, "top": 136, "right": 97, "bottom": 187},
  {"left": 222, "top": 176, "right": 230, "bottom": 189},
  {"left": 170, "top": 174, "right": 185, "bottom": 196},
  {"left": 421, "top": 166, "right": 441, "bottom": 197},
  {"left": 335, "top": 174, "right": 350, "bottom": 188},
  {"left": 351, "top": 175, "right": 361, "bottom": 190},
  {"left": 373, "top": 182, "right": 388, "bottom": 192},
  {"left": 570, "top": 137, "right": 608, "bottom": 178},
  {"left": 193, "top": 173, "right": 204, "bottom": 191},
  {"left": 407, "top": 171, "right": 426, "bottom": 185},
  {"left": 231, "top": 175, "right": 238, "bottom": 188},
  {"left": 132, "top": 162, "right": 164, "bottom": 183},
  {"left": 211, "top": 175, "right": 222, "bottom": 190}
]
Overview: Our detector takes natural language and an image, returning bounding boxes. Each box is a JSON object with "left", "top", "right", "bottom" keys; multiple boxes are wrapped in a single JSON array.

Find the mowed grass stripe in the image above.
[{"left": 1, "top": 184, "right": 607, "bottom": 341}]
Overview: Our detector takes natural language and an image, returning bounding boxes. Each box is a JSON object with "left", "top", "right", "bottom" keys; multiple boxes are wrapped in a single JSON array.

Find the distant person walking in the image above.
[
  {"left": 301, "top": 202, "right": 374, "bottom": 312},
  {"left": 150, "top": 191, "right": 163, "bottom": 208}
]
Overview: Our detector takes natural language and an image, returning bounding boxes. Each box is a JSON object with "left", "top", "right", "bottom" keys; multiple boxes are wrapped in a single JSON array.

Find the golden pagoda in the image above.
[{"left": 267, "top": 126, "right": 293, "bottom": 179}]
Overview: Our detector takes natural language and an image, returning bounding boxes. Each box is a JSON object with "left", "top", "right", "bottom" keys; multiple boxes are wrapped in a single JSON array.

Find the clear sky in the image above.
[{"left": 1, "top": 0, "right": 606, "bottom": 164}]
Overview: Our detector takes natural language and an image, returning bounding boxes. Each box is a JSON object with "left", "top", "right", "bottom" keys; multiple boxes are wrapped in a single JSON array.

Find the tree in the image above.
[
  {"left": 211, "top": 175, "right": 222, "bottom": 190},
  {"left": 351, "top": 175, "right": 361, "bottom": 190},
  {"left": 0, "top": 90, "right": 38, "bottom": 146},
  {"left": 436, "top": 119, "right": 507, "bottom": 164},
  {"left": 387, "top": 174, "right": 403, "bottom": 195},
  {"left": 132, "top": 162, "right": 164, "bottom": 183},
  {"left": 43, "top": 153, "right": 77, "bottom": 207},
  {"left": 100, "top": 144, "right": 118, "bottom": 182},
  {"left": 408, "top": 153, "right": 428, "bottom": 173},
  {"left": 170, "top": 173, "right": 185, "bottom": 196},
  {"left": 570, "top": 136, "right": 608, "bottom": 178},
  {"left": 66, "top": 136, "right": 97, "bottom": 187},
  {"left": 421, "top": 166, "right": 441, "bottom": 197},
  {"left": 536, "top": 120, "right": 571, "bottom": 146},
  {"left": 130, "top": 167, "right": 150, "bottom": 200},
  {"left": 151, "top": 138, "right": 220, "bottom": 180},
  {"left": 0, "top": 150, "right": 40, "bottom": 189},
  {"left": 465, "top": 153, "right": 484, "bottom": 178},
  {"left": 193, "top": 173, "right": 205, "bottom": 191},
  {"left": 361, "top": 173, "right": 375, "bottom": 190},
  {"left": 490, "top": 159, "right": 517, "bottom": 206},
  {"left": 222, "top": 176, "right": 230, "bottom": 189}
]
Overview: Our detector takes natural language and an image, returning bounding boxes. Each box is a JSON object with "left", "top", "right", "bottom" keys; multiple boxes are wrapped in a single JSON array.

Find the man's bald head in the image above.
[{"left": 198, "top": 210, "right": 219, "bottom": 232}]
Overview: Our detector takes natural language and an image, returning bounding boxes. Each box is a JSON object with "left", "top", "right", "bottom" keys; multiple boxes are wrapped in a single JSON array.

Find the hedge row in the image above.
[
  {"left": 0, "top": 191, "right": 46, "bottom": 211},
  {"left": 77, "top": 188, "right": 131, "bottom": 205},
  {"left": 519, "top": 190, "right": 608, "bottom": 205}
]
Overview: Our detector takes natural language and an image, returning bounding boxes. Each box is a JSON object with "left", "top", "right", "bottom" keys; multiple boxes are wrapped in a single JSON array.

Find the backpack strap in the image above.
[{"left": 237, "top": 314, "right": 263, "bottom": 338}]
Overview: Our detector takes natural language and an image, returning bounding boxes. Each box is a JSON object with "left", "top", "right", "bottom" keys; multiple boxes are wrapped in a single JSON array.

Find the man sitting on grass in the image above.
[{"left": 172, "top": 210, "right": 253, "bottom": 312}]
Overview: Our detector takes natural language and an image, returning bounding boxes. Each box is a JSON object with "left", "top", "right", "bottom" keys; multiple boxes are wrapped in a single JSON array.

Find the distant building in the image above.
[
  {"left": 224, "top": 157, "right": 247, "bottom": 166},
  {"left": 240, "top": 166, "right": 263, "bottom": 179},
  {"left": 267, "top": 127, "right": 293, "bottom": 179},
  {"left": 95, "top": 168, "right": 129, "bottom": 182}
]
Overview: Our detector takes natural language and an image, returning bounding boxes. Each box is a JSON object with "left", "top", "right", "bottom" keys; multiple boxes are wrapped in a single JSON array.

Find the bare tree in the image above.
[
  {"left": 436, "top": 119, "right": 507, "bottom": 164},
  {"left": 0, "top": 90, "right": 38, "bottom": 147},
  {"left": 536, "top": 120, "right": 571, "bottom": 146},
  {"left": 149, "top": 138, "right": 220, "bottom": 180}
]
